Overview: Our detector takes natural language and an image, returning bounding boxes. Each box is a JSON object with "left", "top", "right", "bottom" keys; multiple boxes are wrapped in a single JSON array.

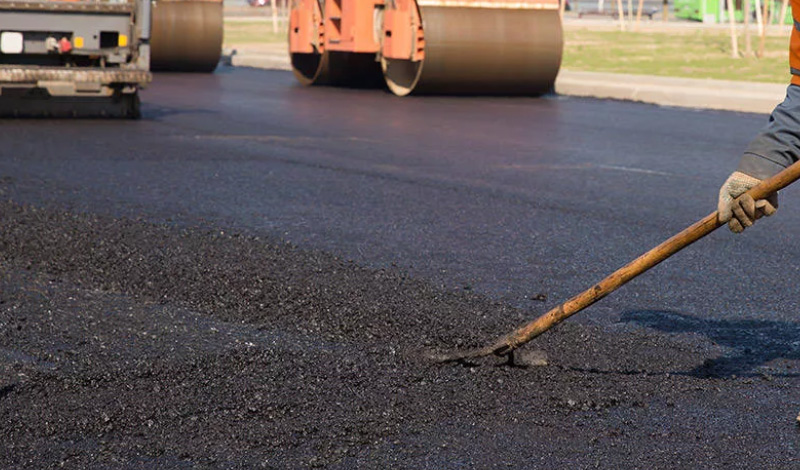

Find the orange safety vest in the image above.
[{"left": 792, "top": 0, "right": 800, "bottom": 84}]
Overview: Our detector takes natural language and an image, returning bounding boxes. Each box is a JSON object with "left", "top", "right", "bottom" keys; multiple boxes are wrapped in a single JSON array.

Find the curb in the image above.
[
  {"left": 222, "top": 48, "right": 786, "bottom": 115},
  {"left": 222, "top": 48, "right": 292, "bottom": 71},
  {"left": 555, "top": 71, "right": 786, "bottom": 114}
]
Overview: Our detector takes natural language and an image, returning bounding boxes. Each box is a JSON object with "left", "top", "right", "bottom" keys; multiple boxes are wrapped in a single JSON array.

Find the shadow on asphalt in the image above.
[
  {"left": 621, "top": 310, "right": 800, "bottom": 378},
  {"left": 141, "top": 103, "right": 219, "bottom": 121}
]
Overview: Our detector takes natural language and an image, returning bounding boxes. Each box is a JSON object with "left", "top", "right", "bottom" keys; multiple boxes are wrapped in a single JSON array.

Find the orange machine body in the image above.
[
  {"left": 382, "top": 0, "right": 425, "bottom": 61},
  {"left": 791, "top": 0, "right": 800, "bottom": 85},
  {"left": 289, "top": 0, "right": 325, "bottom": 54},
  {"left": 290, "top": 0, "right": 383, "bottom": 55},
  {"left": 324, "top": 0, "right": 383, "bottom": 53}
]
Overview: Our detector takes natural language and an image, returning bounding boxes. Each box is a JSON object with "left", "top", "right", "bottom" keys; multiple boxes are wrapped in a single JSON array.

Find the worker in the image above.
[
  {"left": 717, "top": 12, "right": 800, "bottom": 232},
  {"left": 717, "top": 9, "right": 800, "bottom": 425}
]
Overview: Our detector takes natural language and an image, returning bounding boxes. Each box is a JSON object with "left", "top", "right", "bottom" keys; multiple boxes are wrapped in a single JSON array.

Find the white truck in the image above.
[{"left": 0, "top": 0, "right": 152, "bottom": 117}]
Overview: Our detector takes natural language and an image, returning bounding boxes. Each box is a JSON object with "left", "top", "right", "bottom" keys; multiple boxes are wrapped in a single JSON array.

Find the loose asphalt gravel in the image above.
[{"left": 2, "top": 68, "right": 800, "bottom": 468}]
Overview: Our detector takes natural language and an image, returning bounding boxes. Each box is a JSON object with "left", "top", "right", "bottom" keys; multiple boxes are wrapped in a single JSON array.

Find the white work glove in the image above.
[{"left": 717, "top": 171, "right": 778, "bottom": 233}]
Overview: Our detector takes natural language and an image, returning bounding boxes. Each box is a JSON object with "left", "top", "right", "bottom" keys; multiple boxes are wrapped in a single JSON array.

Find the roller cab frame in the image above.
[
  {"left": 0, "top": 0, "right": 151, "bottom": 117},
  {"left": 289, "top": 0, "right": 563, "bottom": 96}
]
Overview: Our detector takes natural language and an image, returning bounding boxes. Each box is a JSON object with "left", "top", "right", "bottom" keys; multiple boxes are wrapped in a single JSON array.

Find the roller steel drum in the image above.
[
  {"left": 382, "top": 6, "right": 563, "bottom": 96},
  {"left": 150, "top": 0, "right": 223, "bottom": 72},
  {"left": 291, "top": 51, "right": 328, "bottom": 86}
]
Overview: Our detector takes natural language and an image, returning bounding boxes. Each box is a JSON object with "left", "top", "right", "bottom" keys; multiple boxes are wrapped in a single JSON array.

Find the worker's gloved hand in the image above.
[{"left": 717, "top": 171, "right": 778, "bottom": 233}]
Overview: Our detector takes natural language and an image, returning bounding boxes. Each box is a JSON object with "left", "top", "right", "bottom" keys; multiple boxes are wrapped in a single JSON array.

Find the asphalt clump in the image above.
[{"left": 0, "top": 201, "right": 793, "bottom": 468}]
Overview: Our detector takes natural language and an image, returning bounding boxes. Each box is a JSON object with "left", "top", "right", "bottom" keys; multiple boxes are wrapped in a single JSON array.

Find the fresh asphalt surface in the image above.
[{"left": 2, "top": 67, "right": 800, "bottom": 468}]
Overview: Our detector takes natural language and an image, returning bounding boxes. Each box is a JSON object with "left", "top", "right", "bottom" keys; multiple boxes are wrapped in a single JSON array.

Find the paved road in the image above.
[
  {"left": 2, "top": 67, "right": 800, "bottom": 468},
  {"left": 5, "top": 67, "right": 798, "bottom": 321}
]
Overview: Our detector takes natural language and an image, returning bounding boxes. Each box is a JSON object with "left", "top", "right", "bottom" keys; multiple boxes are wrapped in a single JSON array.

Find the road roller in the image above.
[
  {"left": 150, "top": 0, "right": 224, "bottom": 72},
  {"left": 288, "top": 0, "right": 563, "bottom": 96}
]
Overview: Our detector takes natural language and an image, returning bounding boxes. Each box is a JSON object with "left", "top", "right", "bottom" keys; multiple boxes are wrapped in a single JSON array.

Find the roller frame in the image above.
[{"left": 289, "top": 0, "right": 385, "bottom": 87}]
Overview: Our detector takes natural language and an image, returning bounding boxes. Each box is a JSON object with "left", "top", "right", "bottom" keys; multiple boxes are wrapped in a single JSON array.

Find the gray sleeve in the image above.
[{"left": 738, "top": 84, "right": 800, "bottom": 179}]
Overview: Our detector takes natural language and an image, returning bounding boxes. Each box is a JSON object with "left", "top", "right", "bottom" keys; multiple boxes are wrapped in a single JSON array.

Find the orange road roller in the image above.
[
  {"left": 289, "top": 0, "right": 563, "bottom": 96},
  {"left": 150, "top": 0, "right": 224, "bottom": 72}
]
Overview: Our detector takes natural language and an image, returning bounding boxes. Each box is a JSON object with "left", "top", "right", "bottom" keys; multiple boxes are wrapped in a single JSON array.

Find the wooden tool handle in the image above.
[
  {"left": 747, "top": 161, "right": 800, "bottom": 200},
  {"left": 441, "top": 160, "right": 800, "bottom": 362}
]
